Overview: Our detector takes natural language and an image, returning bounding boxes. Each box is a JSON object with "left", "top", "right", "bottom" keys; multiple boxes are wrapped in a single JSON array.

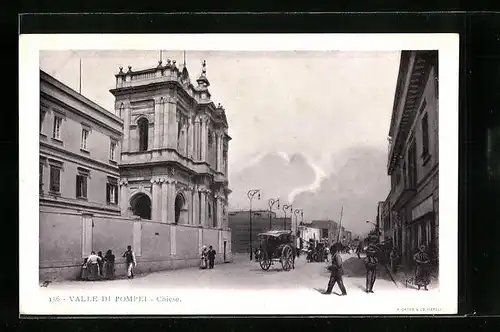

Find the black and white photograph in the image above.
[{"left": 19, "top": 34, "right": 459, "bottom": 315}]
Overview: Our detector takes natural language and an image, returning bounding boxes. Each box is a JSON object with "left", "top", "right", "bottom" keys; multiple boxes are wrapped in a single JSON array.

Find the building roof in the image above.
[
  {"left": 306, "top": 220, "right": 337, "bottom": 229},
  {"left": 40, "top": 70, "right": 122, "bottom": 126}
]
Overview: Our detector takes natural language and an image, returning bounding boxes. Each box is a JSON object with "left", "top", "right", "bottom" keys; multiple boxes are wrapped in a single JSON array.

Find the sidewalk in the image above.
[{"left": 384, "top": 265, "right": 440, "bottom": 290}]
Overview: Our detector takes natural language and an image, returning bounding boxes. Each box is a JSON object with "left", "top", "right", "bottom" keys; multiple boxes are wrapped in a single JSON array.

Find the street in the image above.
[{"left": 46, "top": 252, "right": 438, "bottom": 294}]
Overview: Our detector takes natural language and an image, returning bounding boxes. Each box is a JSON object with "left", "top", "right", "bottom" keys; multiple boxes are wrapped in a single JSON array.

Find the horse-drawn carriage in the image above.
[{"left": 256, "top": 230, "right": 296, "bottom": 271}]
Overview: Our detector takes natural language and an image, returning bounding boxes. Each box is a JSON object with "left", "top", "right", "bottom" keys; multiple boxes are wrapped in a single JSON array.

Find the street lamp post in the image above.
[
  {"left": 247, "top": 189, "right": 261, "bottom": 261},
  {"left": 268, "top": 198, "right": 280, "bottom": 230},
  {"left": 294, "top": 208, "right": 303, "bottom": 235},
  {"left": 294, "top": 209, "right": 303, "bottom": 252},
  {"left": 282, "top": 204, "right": 293, "bottom": 230}
]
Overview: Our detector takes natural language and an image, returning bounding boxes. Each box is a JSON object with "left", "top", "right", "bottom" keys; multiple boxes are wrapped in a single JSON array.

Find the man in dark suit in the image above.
[
  {"left": 364, "top": 246, "right": 378, "bottom": 293},
  {"left": 207, "top": 245, "right": 216, "bottom": 269},
  {"left": 322, "top": 244, "right": 347, "bottom": 295}
]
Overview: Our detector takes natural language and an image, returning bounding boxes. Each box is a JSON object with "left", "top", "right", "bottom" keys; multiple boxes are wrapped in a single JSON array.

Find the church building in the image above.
[{"left": 110, "top": 59, "right": 231, "bottom": 228}]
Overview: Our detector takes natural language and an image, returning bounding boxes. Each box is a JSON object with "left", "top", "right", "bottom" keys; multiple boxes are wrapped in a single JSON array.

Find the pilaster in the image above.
[
  {"left": 162, "top": 97, "right": 169, "bottom": 148},
  {"left": 167, "top": 97, "right": 178, "bottom": 149},
  {"left": 194, "top": 117, "right": 200, "bottom": 161},
  {"left": 187, "top": 118, "right": 194, "bottom": 159},
  {"left": 193, "top": 186, "right": 200, "bottom": 224},
  {"left": 119, "top": 180, "right": 129, "bottom": 216},
  {"left": 170, "top": 224, "right": 176, "bottom": 255},
  {"left": 187, "top": 186, "right": 194, "bottom": 224},
  {"left": 153, "top": 97, "right": 162, "bottom": 149},
  {"left": 160, "top": 178, "right": 168, "bottom": 222},
  {"left": 200, "top": 188, "right": 206, "bottom": 226},
  {"left": 201, "top": 118, "right": 207, "bottom": 162},
  {"left": 151, "top": 178, "right": 161, "bottom": 221},
  {"left": 167, "top": 180, "right": 176, "bottom": 223},
  {"left": 123, "top": 103, "right": 131, "bottom": 152}
]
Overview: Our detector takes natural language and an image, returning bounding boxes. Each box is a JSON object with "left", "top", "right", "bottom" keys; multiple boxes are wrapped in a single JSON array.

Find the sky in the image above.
[{"left": 40, "top": 50, "right": 401, "bottom": 235}]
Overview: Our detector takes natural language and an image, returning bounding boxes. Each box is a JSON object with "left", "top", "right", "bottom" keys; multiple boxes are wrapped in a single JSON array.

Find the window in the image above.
[
  {"left": 421, "top": 113, "right": 430, "bottom": 158},
  {"left": 40, "top": 110, "right": 46, "bottom": 133},
  {"left": 81, "top": 128, "right": 89, "bottom": 150},
  {"left": 76, "top": 174, "right": 88, "bottom": 199},
  {"left": 49, "top": 166, "right": 61, "bottom": 193},
  {"left": 106, "top": 177, "right": 118, "bottom": 205},
  {"left": 138, "top": 118, "right": 149, "bottom": 151},
  {"left": 109, "top": 141, "right": 117, "bottom": 161},
  {"left": 53, "top": 116, "right": 62, "bottom": 140}
]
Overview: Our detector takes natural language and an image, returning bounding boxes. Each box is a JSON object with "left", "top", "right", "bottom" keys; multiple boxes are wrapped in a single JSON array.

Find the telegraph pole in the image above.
[{"left": 337, "top": 206, "right": 344, "bottom": 243}]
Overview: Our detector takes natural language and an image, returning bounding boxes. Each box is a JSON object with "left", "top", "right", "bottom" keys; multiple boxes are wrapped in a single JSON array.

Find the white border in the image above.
[{"left": 19, "top": 33, "right": 459, "bottom": 315}]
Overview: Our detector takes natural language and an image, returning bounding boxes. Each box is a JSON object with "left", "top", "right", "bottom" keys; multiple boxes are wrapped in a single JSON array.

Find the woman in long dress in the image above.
[
  {"left": 200, "top": 246, "right": 208, "bottom": 269},
  {"left": 86, "top": 251, "right": 102, "bottom": 281},
  {"left": 413, "top": 245, "right": 431, "bottom": 290},
  {"left": 104, "top": 249, "right": 115, "bottom": 280}
]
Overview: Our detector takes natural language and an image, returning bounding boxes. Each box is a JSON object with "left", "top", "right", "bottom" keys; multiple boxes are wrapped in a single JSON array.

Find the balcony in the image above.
[{"left": 120, "top": 148, "right": 227, "bottom": 178}]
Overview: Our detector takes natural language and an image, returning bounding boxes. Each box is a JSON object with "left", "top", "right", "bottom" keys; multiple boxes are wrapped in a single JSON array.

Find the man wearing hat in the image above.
[
  {"left": 364, "top": 245, "right": 379, "bottom": 293},
  {"left": 322, "top": 243, "right": 347, "bottom": 296}
]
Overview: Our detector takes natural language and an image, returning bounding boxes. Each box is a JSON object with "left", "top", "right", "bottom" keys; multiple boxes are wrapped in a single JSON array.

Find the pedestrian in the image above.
[
  {"left": 356, "top": 242, "right": 363, "bottom": 259},
  {"left": 200, "top": 246, "right": 208, "bottom": 269},
  {"left": 390, "top": 248, "right": 398, "bottom": 274},
  {"left": 122, "top": 245, "right": 137, "bottom": 279},
  {"left": 97, "top": 251, "right": 104, "bottom": 277},
  {"left": 364, "top": 246, "right": 378, "bottom": 293},
  {"left": 414, "top": 245, "right": 431, "bottom": 290},
  {"left": 322, "top": 244, "right": 347, "bottom": 296},
  {"left": 207, "top": 245, "right": 216, "bottom": 269},
  {"left": 86, "top": 251, "right": 102, "bottom": 281},
  {"left": 104, "top": 249, "right": 115, "bottom": 280},
  {"left": 80, "top": 257, "right": 89, "bottom": 281}
]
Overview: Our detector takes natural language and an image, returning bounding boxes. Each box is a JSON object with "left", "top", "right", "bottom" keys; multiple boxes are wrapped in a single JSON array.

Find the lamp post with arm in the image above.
[
  {"left": 247, "top": 189, "right": 261, "bottom": 261},
  {"left": 282, "top": 204, "right": 293, "bottom": 230},
  {"left": 268, "top": 198, "right": 280, "bottom": 230}
]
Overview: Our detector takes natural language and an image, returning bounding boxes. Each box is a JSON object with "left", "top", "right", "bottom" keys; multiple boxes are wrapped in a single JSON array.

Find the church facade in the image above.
[
  {"left": 39, "top": 58, "right": 232, "bottom": 281},
  {"left": 110, "top": 59, "right": 231, "bottom": 229}
]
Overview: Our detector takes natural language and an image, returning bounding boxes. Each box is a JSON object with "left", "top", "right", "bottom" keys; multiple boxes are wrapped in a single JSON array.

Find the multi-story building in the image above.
[
  {"left": 228, "top": 210, "right": 291, "bottom": 253},
  {"left": 110, "top": 60, "right": 231, "bottom": 227},
  {"left": 40, "top": 71, "right": 124, "bottom": 216},
  {"left": 386, "top": 50, "right": 439, "bottom": 267},
  {"left": 39, "top": 58, "right": 233, "bottom": 281}
]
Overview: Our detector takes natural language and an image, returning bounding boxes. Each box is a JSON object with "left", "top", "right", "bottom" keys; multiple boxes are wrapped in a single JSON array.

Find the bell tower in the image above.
[{"left": 110, "top": 57, "right": 231, "bottom": 230}]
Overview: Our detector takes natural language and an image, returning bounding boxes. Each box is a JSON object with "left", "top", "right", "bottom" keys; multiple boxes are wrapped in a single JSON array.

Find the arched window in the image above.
[{"left": 138, "top": 118, "right": 149, "bottom": 152}]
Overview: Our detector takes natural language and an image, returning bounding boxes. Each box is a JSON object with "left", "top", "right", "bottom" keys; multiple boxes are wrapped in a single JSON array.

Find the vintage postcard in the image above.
[{"left": 19, "top": 33, "right": 459, "bottom": 315}]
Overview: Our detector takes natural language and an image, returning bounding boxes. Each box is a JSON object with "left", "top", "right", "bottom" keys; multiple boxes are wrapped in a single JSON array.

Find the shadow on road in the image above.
[
  {"left": 313, "top": 288, "right": 342, "bottom": 296},
  {"left": 342, "top": 257, "right": 396, "bottom": 283}
]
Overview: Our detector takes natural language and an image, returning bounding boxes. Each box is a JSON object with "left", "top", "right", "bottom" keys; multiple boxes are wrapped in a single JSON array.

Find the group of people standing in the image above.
[
  {"left": 81, "top": 245, "right": 137, "bottom": 281},
  {"left": 322, "top": 243, "right": 432, "bottom": 295},
  {"left": 200, "top": 245, "right": 217, "bottom": 269}
]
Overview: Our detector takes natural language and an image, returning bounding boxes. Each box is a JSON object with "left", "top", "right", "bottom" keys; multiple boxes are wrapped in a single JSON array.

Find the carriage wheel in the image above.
[
  {"left": 281, "top": 245, "right": 294, "bottom": 271},
  {"left": 259, "top": 251, "right": 272, "bottom": 270}
]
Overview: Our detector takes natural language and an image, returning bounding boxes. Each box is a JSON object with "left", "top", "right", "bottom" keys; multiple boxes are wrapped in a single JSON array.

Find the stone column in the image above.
[
  {"left": 153, "top": 98, "right": 162, "bottom": 149},
  {"left": 193, "top": 187, "right": 199, "bottom": 225},
  {"left": 217, "top": 197, "right": 222, "bottom": 228},
  {"left": 181, "top": 121, "right": 188, "bottom": 156},
  {"left": 167, "top": 180, "right": 176, "bottom": 223},
  {"left": 162, "top": 97, "right": 169, "bottom": 148},
  {"left": 170, "top": 224, "right": 177, "bottom": 255},
  {"left": 194, "top": 118, "right": 200, "bottom": 160},
  {"left": 160, "top": 178, "right": 168, "bottom": 223},
  {"left": 187, "top": 187, "right": 193, "bottom": 225},
  {"left": 151, "top": 178, "right": 160, "bottom": 221},
  {"left": 119, "top": 180, "right": 129, "bottom": 216},
  {"left": 200, "top": 189, "right": 206, "bottom": 226},
  {"left": 186, "top": 119, "right": 192, "bottom": 158},
  {"left": 167, "top": 97, "right": 178, "bottom": 149},
  {"left": 201, "top": 119, "right": 207, "bottom": 162},
  {"left": 123, "top": 103, "right": 131, "bottom": 152},
  {"left": 216, "top": 134, "right": 220, "bottom": 171}
]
